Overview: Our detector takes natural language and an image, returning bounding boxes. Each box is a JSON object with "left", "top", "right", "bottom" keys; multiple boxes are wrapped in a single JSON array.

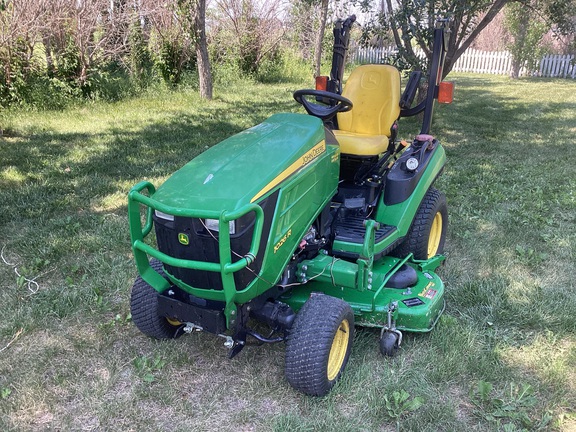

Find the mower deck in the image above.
[{"left": 281, "top": 254, "right": 445, "bottom": 332}]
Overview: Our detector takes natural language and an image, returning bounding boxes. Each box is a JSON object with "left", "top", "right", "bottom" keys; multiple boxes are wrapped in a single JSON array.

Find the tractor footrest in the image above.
[
  {"left": 334, "top": 214, "right": 394, "bottom": 244},
  {"left": 157, "top": 294, "right": 227, "bottom": 334}
]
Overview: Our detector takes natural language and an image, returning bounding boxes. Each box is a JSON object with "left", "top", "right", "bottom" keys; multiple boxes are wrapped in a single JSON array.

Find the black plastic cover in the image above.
[
  {"left": 157, "top": 294, "right": 226, "bottom": 334},
  {"left": 384, "top": 141, "right": 439, "bottom": 205}
]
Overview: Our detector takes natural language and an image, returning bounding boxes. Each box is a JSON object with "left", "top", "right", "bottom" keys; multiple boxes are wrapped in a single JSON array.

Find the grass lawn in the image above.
[{"left": 0, "top": 74, "right": 575, "bottom": 431}]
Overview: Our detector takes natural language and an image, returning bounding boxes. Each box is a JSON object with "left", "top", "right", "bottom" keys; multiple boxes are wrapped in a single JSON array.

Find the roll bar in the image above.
[
  {"left": 327, "top": 15, "right": 356, "bottom": 95},
  {"left": 400, "top": 19, "right": 450, "bottom": 135},
  {"left": 326, "top": 16, "right": 450, "bottom": 136}
]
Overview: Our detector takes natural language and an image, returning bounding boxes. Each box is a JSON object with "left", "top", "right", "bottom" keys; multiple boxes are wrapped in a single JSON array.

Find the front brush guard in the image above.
[{"left": 128, "top": 181, "right": 265, "bottom": 328}]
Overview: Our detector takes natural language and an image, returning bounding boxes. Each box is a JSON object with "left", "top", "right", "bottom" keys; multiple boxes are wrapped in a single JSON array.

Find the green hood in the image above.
[{"left": 151, "top": 113, "right": 326, "bottom": 212}]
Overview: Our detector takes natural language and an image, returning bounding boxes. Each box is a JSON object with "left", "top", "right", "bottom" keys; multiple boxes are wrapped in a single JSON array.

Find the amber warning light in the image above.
[
  {"left": 438, "top": 81, "right": 454, "bottom": 104},
  {"left": 315, "top": 76, "right": 328, "bottom": 91}
]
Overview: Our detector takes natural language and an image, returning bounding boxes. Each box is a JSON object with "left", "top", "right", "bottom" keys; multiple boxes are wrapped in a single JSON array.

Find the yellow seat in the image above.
[{"left": 334, "top": 65, "right": 401, "bottom": 156}]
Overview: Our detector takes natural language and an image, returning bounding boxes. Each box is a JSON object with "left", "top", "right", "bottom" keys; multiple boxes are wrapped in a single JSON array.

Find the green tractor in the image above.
[{"left": 128, "top": 16, "right": 454, "bottom": 396}]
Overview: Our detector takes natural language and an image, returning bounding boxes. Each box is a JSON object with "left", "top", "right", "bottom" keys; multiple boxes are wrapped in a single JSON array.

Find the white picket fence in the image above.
[
  {"left": 538, "top": 54, "right": 576, "bottom": 78},
  {"left": 351, "top": 46, "right": 576, "bottom": 79},
  {"left": 452, "top": 49, "right": 514, "bottom": 74}
]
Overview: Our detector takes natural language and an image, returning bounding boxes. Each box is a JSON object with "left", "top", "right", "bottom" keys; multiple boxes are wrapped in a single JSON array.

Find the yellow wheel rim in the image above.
[
  {"left": 427, "top": 212, "right": 443, "bottom": 258},
  {"left": 327, "top": 319, "right": 350, "bottom": 381},
  {"left": 166, "top": 317, "right": 182, "bottom": 326}
]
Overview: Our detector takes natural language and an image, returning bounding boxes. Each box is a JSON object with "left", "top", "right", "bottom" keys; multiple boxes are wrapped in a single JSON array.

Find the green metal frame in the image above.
[{"left": 128, "top": 180, "right": 265, "bottom": 326}]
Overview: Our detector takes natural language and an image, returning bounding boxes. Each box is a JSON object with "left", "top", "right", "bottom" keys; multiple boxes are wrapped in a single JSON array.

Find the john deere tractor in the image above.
[{"left": 128, "top": 16, "right": 454, "bottom": 396}]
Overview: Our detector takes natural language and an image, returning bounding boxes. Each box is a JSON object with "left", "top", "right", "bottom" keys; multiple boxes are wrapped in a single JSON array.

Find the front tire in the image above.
[
  {"left": 285, "top": 294, "right": 355, "bottom": 396},
  {"left": 130, "top": 260, "right": 182, "bottom": 339},
  {"left": 394, "top": 188, "right": 448, "bottom": 259}
]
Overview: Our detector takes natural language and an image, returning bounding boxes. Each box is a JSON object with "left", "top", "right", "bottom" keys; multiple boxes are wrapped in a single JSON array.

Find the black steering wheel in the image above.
[{"left": 293, "top": 89, "right": 353, "bottom": 121}]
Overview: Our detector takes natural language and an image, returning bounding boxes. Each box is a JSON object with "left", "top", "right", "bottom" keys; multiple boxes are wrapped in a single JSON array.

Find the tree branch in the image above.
[{"left": 454, "top": 0, "right": 510, "bottom": 60}]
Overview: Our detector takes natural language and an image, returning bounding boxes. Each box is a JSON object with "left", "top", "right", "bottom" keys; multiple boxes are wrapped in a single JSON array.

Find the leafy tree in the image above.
[
  {"left": 64, "top": 0, "right": 124, "bottom": 94},
  {"left": 145, "top": 0, "right": 213, "bottom": 99},
  {"left": 376, "top": 0, "right": 510, "bottom": 78},
  {"left": 0, "top": 0, "right": 216, "bottom": 106},
  {"left": 505, "top": 1, "right": 548, "bottom": 78},
  {"left": 542, "top": 0, "right": 576, "bottom": 43},
  {"left": 0, "top": 0, "right": 45, "bottom": 103},
  {"left": 290, "top": 0, "right": 354, "bottom": 77},
  {"left": 211, "top": 0, "right": 284, "bottom": 76},
  {"left": 128, "top": 14, "right": 153, "bottom": 86},
  {"left": 288, "top": 0, "right": 317, "bottom": 61},
  {"left": 361, "top": 0, "right": 575, "bottom": 79}
]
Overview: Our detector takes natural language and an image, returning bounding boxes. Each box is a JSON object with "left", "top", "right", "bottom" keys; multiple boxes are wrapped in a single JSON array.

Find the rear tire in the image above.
[
  {"left": 285, "top": 294, "right": 354, "bottom": 396},
  {"left": 394, "top": 188, "right": 448, "bottom": 259},
  {"left": 130, "top": 260, "right": 182, "bottom": 339}
]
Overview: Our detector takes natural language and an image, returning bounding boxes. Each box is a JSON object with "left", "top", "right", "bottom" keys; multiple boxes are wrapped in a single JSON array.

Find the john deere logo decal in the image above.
[{"left": 178, "top": 233, "right": 189, "bottom": 245}]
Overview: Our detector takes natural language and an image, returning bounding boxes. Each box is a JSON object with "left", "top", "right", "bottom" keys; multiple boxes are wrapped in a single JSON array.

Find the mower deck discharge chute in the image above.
[{"left": 128, "top": 16, "right": 453, "bottom": 396}]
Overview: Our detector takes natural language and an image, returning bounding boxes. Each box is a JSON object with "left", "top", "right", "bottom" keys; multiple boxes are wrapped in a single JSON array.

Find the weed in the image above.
[
  {"left": 470, "top": 381, "right": 553, "bottom": 430},
  {"left": 133, "top": 354, "right": 167, "bottom": 383},
  {"left": 1, "top": 387, "right": 11, "bottom": 399},
  {"left": 383, "top": 390, "right": 423, "bottom": 431},
  {"left": 99, "top": 313, "right": 132, "bottom": 332}
]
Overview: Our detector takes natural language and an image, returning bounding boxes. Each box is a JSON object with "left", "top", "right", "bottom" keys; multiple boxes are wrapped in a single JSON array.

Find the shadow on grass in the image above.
[
  {"left": 0, "top": 97, "right": 298, "bottom": 219},
  {"left": 436, "top": 75, "right": 576, "bottom": 149}
]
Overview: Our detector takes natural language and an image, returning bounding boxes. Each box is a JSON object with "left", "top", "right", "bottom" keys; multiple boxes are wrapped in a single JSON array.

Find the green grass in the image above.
[{"left": 1, "top": 74, "right": 575, "bottom": 431}]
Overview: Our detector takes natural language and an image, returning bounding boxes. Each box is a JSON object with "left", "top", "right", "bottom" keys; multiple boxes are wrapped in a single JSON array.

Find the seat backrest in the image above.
[{"left": 337, "top": 65, "right": 401, "bottom": 136}]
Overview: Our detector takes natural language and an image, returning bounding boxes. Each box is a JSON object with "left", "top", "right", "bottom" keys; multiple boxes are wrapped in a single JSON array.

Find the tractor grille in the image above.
[{"left": 153, "top": 193, "right": 277, "bottom": 291}]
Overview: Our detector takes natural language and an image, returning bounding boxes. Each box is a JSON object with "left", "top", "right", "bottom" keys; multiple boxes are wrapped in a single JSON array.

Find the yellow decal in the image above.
[
  {"left": 251, "top": 141, "right": 326, "bottom": 202},
  {"left": 178, "top": 233, "right": 190, "bottom": 246},
  {"left": 418, "top": 282, "right": 433, "bottom": 296},
  {"left": 274, "top": 229, "right": 292, "bottom": 253},
  {"left": 331, "top": 149, "right": 340, "bottom": 163},
  {"left": 418, "top": 282, "right": 437, "bottom": 299}
]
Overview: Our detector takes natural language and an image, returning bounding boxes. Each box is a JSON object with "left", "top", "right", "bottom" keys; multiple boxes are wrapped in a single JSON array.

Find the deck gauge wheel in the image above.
[{"left": 379, "top": 331, "right": 400, "bottom": 357}]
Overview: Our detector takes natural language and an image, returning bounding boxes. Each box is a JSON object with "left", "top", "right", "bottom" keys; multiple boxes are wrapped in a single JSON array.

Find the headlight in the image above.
[
  {"left": 205, "top": 219, "right": 236, "bottom": 235},
  {"left": 155, "top": 210, "right": 174, "bottom": 221}
]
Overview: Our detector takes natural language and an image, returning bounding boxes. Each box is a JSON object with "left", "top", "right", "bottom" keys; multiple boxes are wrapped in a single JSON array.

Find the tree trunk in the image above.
[
  {"left": 5, "top": 46, "right": 12, "bottom": 86},
  {"left": 508, "top": 6, "right": 529, "bottom": 79},
  {"left": 510, "top": 58, "right": 521, "bottom": 79},
  {"left": 193, "top": 0, "right": 212, "bottom": 100},
  {"left": 42, "top": 33, "right": 55, "bottom": 77},
  {"left": 313, "top": 0, "right": 329, "bottom": 78}
]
